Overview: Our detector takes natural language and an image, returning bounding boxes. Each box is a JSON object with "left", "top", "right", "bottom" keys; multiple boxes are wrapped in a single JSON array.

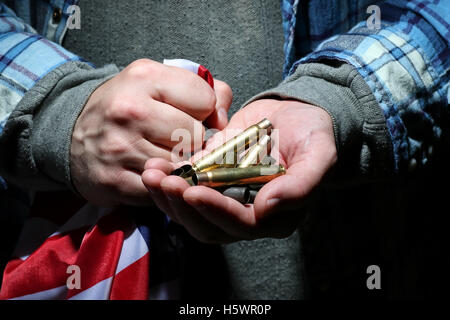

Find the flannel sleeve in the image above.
[
  {"left": 0, "top": 3, "right": 83, "bottom": 132},
  {"left": 294, "top": 0, "right": 449, "bottom": 174},
  {"left": 252, "top": 0, "right": 449, "bottom": 176},
  {"left": 0, "top": 3, "right": 119, "bottom": 191},
  {"left": 0, "top": 3, "right": 79, "bottom": 189}
]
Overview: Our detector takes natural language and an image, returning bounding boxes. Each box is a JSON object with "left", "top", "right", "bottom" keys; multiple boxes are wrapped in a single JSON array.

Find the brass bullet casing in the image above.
[
  {"left": 192, "top": 118, "right": 272, "bottom": 172},
  {"left": 184, "top": 175, "right": 195, "bottom": 186},
  {"left": 171, "top": 163, "right": 235, "bottom": 178},
  {"left": 168, "top": 164, "right": 196, "bottom": 185},
  {"left": 171, "top": 164, "right": 195, "bottom": 178},
  {"left": 221, "top": 187, "right": 259, "bottom": 204},
  {"left": 192, "top": 165, "right": 286, "bottom": 187},
  {"left": 260, "top": 155, "right": 277, "bottom": 166},
  {"left": 222, "top": 187, "right": 250, "bottom": 204},
  {"left": 238, "top": 134, "right": 271, "bottom": 168}
]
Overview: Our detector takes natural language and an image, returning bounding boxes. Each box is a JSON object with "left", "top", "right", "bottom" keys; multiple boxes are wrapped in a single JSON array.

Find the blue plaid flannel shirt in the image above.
[
  {"left": 0, "top": 0, "right": 448, "bottom": 185},
  {"left": 0, "top": 0, "right": 448, "bottom": 299}
]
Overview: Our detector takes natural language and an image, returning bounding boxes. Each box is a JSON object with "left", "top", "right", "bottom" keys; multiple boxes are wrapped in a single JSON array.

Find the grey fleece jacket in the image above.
[
  {"left": 0, "top": 62, "right": 119, "bottom": 191},
  {"left": 0, "top": 59, "right": 392, "bottom": 192},
  {"left": 0, "top": 56, "right": 390, "bottom": 301},
  {"left": 0, "top": 1, "right": 392, "bottom": 301},
  {"left": 251, "top": 60, "right": 394, "bottom": 178}
]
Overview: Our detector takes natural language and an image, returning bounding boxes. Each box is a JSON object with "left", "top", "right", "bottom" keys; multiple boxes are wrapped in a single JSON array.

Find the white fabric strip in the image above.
[{"left": 163, "top": 58, "right": 200, "bottom": 74}]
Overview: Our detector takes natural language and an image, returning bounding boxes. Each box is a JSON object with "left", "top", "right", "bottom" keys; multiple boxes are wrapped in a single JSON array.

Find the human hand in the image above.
[
  {"left": 142, "top": 98, "right": 337, "bottom": 243},
  {"left": 70, "top": 59, "right": 232, "bottom": 206}
]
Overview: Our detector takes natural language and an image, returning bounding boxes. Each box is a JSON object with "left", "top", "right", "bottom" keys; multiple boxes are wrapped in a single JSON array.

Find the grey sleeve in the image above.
[
  {"left": 0, "top": 61, "right": 120, "bottom": 191},
  {"left": 245, "top": 60, "right": 395, "bottom": 177}
]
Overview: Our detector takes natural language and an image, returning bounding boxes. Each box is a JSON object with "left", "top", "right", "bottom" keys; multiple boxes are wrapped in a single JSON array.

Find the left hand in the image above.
[{"left": 142, "top": 99, "right": 338, "bottom": 243}]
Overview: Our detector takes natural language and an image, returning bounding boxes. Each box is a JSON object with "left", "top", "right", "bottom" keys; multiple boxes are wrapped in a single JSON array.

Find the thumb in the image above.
[
  {"left": 205, "top": 79, "right": 233, "bottom": 130},
  {"left": 254, "top": 161, "right": 320, "bottom": 215},
  {"left": 254, "top": 145, "right": 336, "bottom": 217}
]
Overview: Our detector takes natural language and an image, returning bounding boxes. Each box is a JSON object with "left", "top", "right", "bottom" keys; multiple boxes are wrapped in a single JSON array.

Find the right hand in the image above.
[
  {"left": 142, "top": 99, "right": 337, "bottom": 243},
  {"left": 70, "top": 59, "right": 232, "bottom": 207}
]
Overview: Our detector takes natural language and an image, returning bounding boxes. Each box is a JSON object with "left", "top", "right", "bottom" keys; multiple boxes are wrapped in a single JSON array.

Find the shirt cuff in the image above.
[
  {"left": 0, "top": 61, "right": 119, "bottom": 191},
  {"left": 245, "top": 61, "right": 394, "bottom": 177}
]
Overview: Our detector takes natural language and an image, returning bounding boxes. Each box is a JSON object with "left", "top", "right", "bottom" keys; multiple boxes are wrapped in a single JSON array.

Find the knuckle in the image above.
[
  {"left": 192, "top": 88, "right": 216, "bottom": 119},
  {"left": 182, "top": 71, "right": 216, "bottom": 116},
  {"left": 107, "top": 99, "right": 146, "bottom": 122},
  {"left": 204, "top": 87, "right": 217, "bottom": 112},
  {"left": 100, "top": 133, "right": 130, "bottom": 155},
  {"left": 126, "top": 59, "right": 159, "bottom": 80},
  {"left": 215, "top": 80, "right": 233, "bottom": 103}
]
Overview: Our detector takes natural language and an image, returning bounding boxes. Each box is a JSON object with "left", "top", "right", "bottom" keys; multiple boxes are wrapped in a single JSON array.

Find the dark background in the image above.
[{"left": 1, "top": 133, "right": 449, "bottom": 300}]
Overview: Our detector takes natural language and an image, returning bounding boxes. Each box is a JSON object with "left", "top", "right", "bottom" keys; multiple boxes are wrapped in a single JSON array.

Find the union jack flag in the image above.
[
  {"left": 0, "top": 59, "right": 216, "bottom": 300},
  {"left": 0, "top": 191, "right": 183, "bottom": 300}
]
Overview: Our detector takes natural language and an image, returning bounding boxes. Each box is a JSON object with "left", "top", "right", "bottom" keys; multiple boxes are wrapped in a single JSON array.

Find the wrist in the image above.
[
  {"left": 30, "top": 62, "right": 119, "bottom": 191},
  {"left": 244, "top": 62, "right": 394, "bottom": 178}
]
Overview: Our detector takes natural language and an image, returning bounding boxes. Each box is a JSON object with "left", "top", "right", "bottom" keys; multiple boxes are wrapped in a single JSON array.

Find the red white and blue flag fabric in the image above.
[
  {"left": 0, "top": 190, "right": 186, "bottom": 300},
  {"left": 0, "top": 59, "right": 214, "bottom": 300},
  {"left": 163, "top": 59, "right": 214, "bottom": 89},
  {"left": 0, "top": 193, "right": 149, "bottom": 300}
]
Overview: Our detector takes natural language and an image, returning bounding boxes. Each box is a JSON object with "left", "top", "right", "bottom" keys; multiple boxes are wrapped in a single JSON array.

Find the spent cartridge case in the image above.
[
  {"left": 171, "top": 163, "right": 235, "bottom": 178},
  {"left": 248, "top": 184, "right": 264, "bottom": 190},
  {"left": 192, "top": 165, "right": 285, "bottom": 187},
  {"left": 238, "top": 134, "right": 271, "bottom": 168},
  {"left": 260, "top": 155, "right": 277, "bottom": 166},
  {"left": 249, "top": 190, "right": 258, "bottom": 204},
  {"left": 222, "top": 187, "right": 250, "bottom": 204},
  {"left": 192, "top": 118, "right": 272, "bottom": 172},
  {"left": 171, "top": 164, "right": 194, "bottom": 178},
  {"left": 184, "top": 176, "right": 195, "bottom": 186}
]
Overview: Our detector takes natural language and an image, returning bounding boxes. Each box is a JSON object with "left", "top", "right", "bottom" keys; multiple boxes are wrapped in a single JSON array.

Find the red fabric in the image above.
[
  {"left": 0, "top": 194, "right": 149, "bottom": 300},
  {"left": 0, "top": 226, "right": 88, "bottom": 299},
  {"left": 109, "top": 253, "right": 150, "bottom": 300},
  {"left": 65, "top": 212, "right": 132, "bottom": 298},
  {"left": 197, "top": 64, "right": 214, "bottom": 89},
  {"left": 0, "top": 59, "right": 210, "bottom": 300}
]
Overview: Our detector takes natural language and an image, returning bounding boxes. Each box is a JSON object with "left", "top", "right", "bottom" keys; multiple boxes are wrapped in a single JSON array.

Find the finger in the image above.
[
  {"left": 144, "top": 157, "right": 176, "bottom": 174},
  {"left": 183, "top": 186, "right": 261, "bottom": 239},
  {"left": 160, "top": 176, "right": 237, "bottom": 243},
  {"left": 152, "top": 62, "right": 217, "bottom": 121},
  {"left": 141, "top": 169, "right": 179, "bottom": 222},
  {"left": 204, "top": 79, "right": 233, "bottom": 130},
  {"left": 106, "top": 95, "right": 206, "bottom": 153},
  {"left": 123, "top": 139, "right": 173, "bottom": 172},
  {"left": 115, "top": 170, "right": 155, "bottom": 207},
  {"left": 254, "top": 150, "right": 333, "bottom": 217},
  {"left": 141, "top": 100, "right": 206, "bottom": 152}
]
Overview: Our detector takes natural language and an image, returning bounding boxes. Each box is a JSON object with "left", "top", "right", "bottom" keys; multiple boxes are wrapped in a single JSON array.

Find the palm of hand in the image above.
[{"left": 142, "top": 99, "right": 337, "bottom": 242}]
